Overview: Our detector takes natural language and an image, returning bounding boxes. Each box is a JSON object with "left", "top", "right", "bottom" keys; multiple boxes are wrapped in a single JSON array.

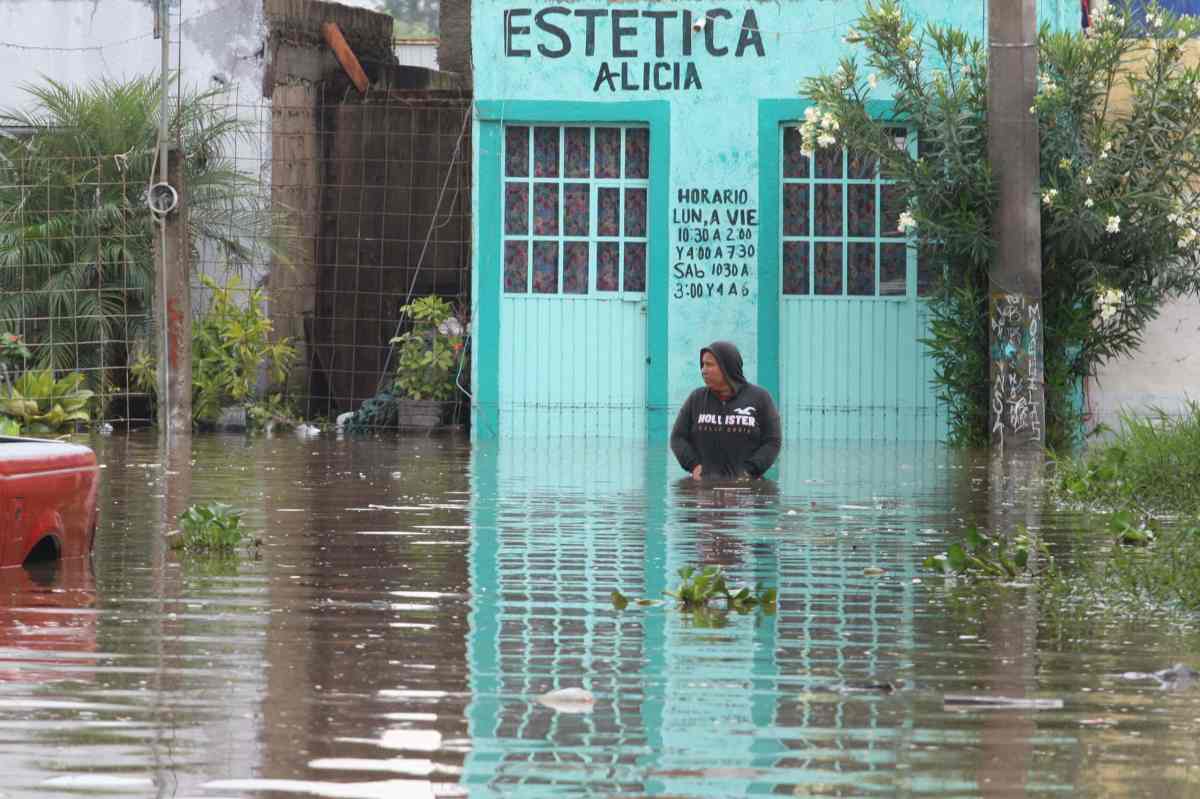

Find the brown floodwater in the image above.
[{"left": 0, "top": 432, "right": 1197, "bottom": 798}]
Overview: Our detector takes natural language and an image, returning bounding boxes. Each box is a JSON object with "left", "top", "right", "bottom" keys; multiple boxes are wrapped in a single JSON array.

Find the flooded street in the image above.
[{"left": 1, "top": 434, "right": 1198, "bottom": 797}]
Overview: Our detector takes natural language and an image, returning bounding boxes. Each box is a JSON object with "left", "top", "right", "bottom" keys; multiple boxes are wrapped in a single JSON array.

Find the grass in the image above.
[
  {"left": 1055, "top": 402, "right": 1200, "bottom": 516},
  {"left": 1051, "top": 402, "right": 1200, "bottom": 612}
]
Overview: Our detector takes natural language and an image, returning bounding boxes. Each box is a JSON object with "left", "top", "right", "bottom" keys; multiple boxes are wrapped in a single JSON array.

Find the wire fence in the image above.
[{"left": 0, "top": 84, "right": 473, "bottom": 435}]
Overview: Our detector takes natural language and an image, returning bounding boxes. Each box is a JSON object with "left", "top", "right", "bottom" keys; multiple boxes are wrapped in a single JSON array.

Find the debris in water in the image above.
[
  {"left": 1120, "top": 663, "right": 1199, "bottom": 690},
  {"left": 537, "top": 687, "right": 595, "bottom": 713},
  {"left": 943, "top": 695, "right": 1063, "bottom": 710},
  {"left": 862, "top": 566, "right": 886, "bottom": 577}
]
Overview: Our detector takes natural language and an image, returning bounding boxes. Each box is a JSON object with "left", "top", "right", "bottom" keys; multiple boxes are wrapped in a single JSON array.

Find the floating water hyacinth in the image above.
[{"left": 611, "top": 565, "right": 777, "bottom": 616}]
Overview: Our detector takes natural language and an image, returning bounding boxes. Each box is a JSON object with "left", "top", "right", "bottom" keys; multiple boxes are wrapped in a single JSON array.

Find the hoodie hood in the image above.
[{"left": 700, "top": 341, "right": 747, "bottom": 393}]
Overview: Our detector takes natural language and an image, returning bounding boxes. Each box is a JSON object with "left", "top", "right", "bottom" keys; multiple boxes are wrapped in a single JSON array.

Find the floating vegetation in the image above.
[
  {"left": 611, "top": 565, "right": 776, "bottom": 616},
  {"left": 171, "top": 502, "right": 257, "bottom": 555},
  {"left": 923, "top": 526, "right": 1051, "bottom": 580}
]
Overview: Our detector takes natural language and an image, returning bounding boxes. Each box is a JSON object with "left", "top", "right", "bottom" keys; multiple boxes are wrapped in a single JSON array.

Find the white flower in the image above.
[
  {"left": 817, "top": 132, "right": 837, "bottom": 148},
  {"left": 897, "top": 210, "right": 917, "bottom": 233},
  {"left": 1042, "top": 189, "right": 1059, "bottom": 206},
  {"left": 1086, "top": 176, "right": 1093, "bottom": 186},
  {"left": 438, "top": 317, "right": 464, "bottom": 337},
  {"left": 1030, "top": 105, "right": 1038, "bottom": 114},
  {"left": 1178, "top": 228, "right": 1197, "bottom": 249},
  {"left": 867, "top": 73, "right": 878, "bottom": 90},
  {"left": 1106, "top": 215, "right": 1121, "bottom": 234},
  {"left": 1097, "top": 287, "right": 1124, "bottom": 322},
  {"left": 1085, "top": 198, "right": 1095, "bottom": 208},
  {"left": 908, "top": 59, "right": 918, "bottom": 70},
  {"left": 804, "top": 106, "right": 820, "bottom": 123},
  {"left": 820, "top": 112, "right": 839, "bottom": 131},
  {"left": 1147, "top": 12, "right": 1161, "bottom": 28}
]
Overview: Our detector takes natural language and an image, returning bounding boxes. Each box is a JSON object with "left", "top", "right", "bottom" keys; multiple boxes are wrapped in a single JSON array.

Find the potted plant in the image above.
[{"left": 390, "top": 296, "right": 465, "bottom": 430}]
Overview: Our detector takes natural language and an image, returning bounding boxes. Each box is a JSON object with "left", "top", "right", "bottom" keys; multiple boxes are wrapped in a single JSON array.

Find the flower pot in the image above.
[{"left": 395, "top": 399, "right": 444, "bottom": 431}]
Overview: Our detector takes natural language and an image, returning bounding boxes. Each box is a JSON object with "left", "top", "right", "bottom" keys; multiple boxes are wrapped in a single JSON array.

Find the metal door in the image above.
[{"left": 498, "top": 124, "right": 649, "bottom": 437}]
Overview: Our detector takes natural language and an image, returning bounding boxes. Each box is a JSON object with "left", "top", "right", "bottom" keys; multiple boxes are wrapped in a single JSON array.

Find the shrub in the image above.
[
  {"left": 190, "top": 275, "right": 295, "bottom": 427},
  {"left": 802, "top": 0, "right": 1200, "bottom": 448}
]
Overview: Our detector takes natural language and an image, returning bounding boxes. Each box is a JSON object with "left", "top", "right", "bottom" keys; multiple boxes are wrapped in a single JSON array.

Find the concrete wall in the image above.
[
  {"left": 438, "top": 0, "right": 470, "bottom": 82},
  {"left": 1091, "top": 296, "right": 1200, "bottom": 427}
]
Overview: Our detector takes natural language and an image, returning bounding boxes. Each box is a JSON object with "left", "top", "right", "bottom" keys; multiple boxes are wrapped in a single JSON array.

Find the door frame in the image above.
[{"left": 475, "top": 100, "right": 672, "bottom": 439}]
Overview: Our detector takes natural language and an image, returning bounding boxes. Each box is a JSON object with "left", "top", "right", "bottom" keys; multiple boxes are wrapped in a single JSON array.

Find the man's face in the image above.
[{"left": 701, "top": 352, "right": 728, "bottom": 392}]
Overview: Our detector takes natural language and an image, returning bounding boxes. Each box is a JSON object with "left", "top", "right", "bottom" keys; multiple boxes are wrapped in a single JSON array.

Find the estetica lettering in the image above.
[{"left": 502, "top": 7, "right": 767, "bottom": 93}]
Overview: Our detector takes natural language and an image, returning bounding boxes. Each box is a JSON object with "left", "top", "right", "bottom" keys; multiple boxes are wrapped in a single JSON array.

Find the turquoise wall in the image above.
[{"left": 471, "top": 1, "right": 1076, "bottom": 439}]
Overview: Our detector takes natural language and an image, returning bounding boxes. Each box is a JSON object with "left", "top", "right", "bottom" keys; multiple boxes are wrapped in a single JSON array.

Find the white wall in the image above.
[{"left": 1090, "top": 295, "right": 1200, "bottom": 428}]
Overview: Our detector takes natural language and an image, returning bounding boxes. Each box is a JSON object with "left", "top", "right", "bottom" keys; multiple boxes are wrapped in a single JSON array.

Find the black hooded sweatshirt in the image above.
[{"left": 670, "top": 341, "right": 782, "bottom": 479}]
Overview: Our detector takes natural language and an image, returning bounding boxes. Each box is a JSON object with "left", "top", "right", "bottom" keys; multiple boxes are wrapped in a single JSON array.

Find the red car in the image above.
[{"left": 0, "top": 437, "right": 99, "bottom": 567}]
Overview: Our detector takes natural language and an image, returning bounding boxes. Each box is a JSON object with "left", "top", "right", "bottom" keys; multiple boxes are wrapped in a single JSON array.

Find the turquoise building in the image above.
[{"left": 470, "top": 1, "right": 1081, "bottom": 440}]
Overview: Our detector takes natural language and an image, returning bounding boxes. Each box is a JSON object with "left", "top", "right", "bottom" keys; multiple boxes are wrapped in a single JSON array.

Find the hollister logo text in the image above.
[{"left": 696, "top": 412, "right": 758, "bottom": 431}]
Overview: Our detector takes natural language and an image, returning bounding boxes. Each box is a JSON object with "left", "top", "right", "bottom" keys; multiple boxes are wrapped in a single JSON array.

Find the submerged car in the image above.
[{"left": 0, "top": 437, "right": 99, "bottom": 567}]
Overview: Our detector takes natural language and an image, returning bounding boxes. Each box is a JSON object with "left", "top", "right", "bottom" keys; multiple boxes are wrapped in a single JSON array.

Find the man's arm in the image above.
[
  {"left": 744, "top": 391, "right": 782, "bottom": 477},
  {"left": 670, "top": 393, "right": 701, "bottom": 473}
]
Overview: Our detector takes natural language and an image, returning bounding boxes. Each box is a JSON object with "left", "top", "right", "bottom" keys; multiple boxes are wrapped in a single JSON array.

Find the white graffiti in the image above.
[{"left": 991, "top": 293, "right": 1043, "bottom": 443}]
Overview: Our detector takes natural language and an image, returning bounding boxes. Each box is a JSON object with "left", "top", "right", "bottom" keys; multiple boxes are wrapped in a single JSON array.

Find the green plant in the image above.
[
  {"left": 246, "top": 394, "right": 302, "bottom": 433},
  {"left": 924, "top": 525, "right": 1051, "bottom": 579},
  {"left": 191, "top": 275, "right": 296, "bottom": 426},
  {"left": 390, "top": 296, "right": 464, "bottom": 401},
  {"left": 174, "top": 502, "right": 251, "bottom": 554},
  {"left": 1107, "top": 509, "right": 1158, "bottom": 546},
  {"left": 610, "top": 565, "right": 777, "bottom": 614},
  {"left": 0, "top": 369, "right": 94, "bottom": 434},
  {"left": 1056, "top": 403, "right": 1200, "bottom": 516},
  {"left": 0, "top": 76, "right": 292, "bottom": 384},
  {"left": 802, "top": 1, "right": 1200, "bottom": 449},
  {"left": 0, "top": 416, "right": 20, "bottom": 436}
]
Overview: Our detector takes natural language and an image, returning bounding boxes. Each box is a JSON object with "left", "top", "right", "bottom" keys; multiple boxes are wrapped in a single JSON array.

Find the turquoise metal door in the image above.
[
  {"left": 498, "top": 124, "right": 649, "bottom": 437},
  {"left": 761, "top": 105, "right": 947, "bottom": 441}
]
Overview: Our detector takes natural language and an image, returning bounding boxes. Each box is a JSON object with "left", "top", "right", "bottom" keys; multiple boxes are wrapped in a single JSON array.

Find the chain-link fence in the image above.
[{"left": 0, "top": 80, "right": 472, "bottom": 435}]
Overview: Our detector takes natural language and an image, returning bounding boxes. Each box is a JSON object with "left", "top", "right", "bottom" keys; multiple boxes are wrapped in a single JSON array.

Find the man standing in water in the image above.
[{"left": 670, "top": 341, "right": 782, "bottom": 480}]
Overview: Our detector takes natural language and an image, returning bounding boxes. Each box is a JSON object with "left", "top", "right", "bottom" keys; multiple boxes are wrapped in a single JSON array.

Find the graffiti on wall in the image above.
[{"left": 990, "top": 292, "right": 1044, "bottom": 447}]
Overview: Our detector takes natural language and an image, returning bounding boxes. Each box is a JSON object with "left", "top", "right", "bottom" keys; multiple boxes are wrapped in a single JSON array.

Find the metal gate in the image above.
[
  {"left": 761, "top": 106, "right": 947, "bottom": 441},
  {"left": 497, "top": 123, "right": 649, "bottom": 437}
]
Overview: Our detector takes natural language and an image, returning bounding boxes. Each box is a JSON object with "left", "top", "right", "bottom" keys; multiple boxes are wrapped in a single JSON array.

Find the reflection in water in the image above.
[
  {"left": 0, "top": 434, "right": 1196, "bottom": 797},
  {"left": 0, "top": 558, "right": 97, "bottom": 684}
]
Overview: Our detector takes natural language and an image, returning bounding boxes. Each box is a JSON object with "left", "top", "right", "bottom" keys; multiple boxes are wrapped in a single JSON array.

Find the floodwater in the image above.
[{"left": 1, "top": 433, "right": 1198, "bottom": 798}]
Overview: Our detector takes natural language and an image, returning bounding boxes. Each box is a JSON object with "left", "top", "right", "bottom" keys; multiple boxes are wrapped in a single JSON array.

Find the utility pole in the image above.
[
  {"left": 987, "top": 0, "right": 1045, "bottom": 451},
  {"left": 152, "top": 0, "right": 191, "bottom": 441}
]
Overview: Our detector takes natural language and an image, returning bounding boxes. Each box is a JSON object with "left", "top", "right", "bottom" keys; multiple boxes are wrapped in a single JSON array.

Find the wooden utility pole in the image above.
[
  {"left": 154, "top": 146, "right": 192, "bottom": 439},
  {"left": 987, "top": 0, "right": 1045, "bottom": 451}
]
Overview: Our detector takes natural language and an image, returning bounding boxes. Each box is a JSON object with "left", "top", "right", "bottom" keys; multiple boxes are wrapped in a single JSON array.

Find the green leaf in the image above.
[
  {"left": 610, "top": 590, "right": 629, "bottom": 610},
  {"left": 946, "top": 543, "right": 968, "bottom": 571}
]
